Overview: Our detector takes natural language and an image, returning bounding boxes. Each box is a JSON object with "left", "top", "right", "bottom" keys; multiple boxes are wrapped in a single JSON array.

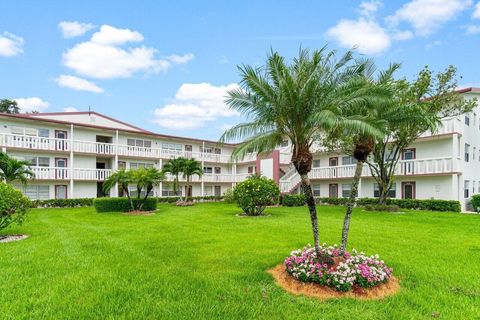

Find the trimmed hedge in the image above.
[
  {"left": 281, "top": 194, "right": 306, "bottom": 207},
  {"left": 94, "top": 197, "right": 157, "bottom": 213},
  {"left": 314, "top": 196, "right": 460, "bottom": 212},
  {"left": 470, "top": 194, "right": 480, "bottom": 212},
  {"left": 31, "top": 198, "right": 94, "bottom": 208},
  {"left": 363, "top": 204, "right": 400, "bottom": 212}
]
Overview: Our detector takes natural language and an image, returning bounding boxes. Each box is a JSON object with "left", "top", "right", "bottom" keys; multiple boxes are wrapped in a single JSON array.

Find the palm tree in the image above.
[
  {"left": 102, "top": 169, "right": 134, "bottom": 209},
  {"left": 181, "top": 158, "right": 203, "bottom": 201},
  {"left": 327, "top": 63, "right": 399, "bottom": 253},
  {"left": 162, "top": 157, "right": 186, "bottom": 198},
  {"left": 132, "top": 167, "right": 165, "bottom": 210},
  {"left": 220, "top": 48, "right": 381, "bottom": 264},
  {"left": 0, "top": 152, "right": 34, "bottom": 184}
]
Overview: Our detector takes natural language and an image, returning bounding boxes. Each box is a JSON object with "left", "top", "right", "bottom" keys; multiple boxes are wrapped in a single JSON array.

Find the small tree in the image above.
[
  {"left": 0, "top": 183, "right": 31, "bottom": 232},
  {"left": 233, "top": 175, "right": 279, "bottom": 216},
  {"left": 132, "top": 167, "right": 165, "bottom": 210},
  {"left": 0, "top": 99, "right": 20, "bottom": 114},
  {"left": 0, "top": 152, "right": 34, "bottom": 184},
  {"left": 102, "top": 169, "right": 134, "bottom": 209},
  {"left": 181, "top": 158, "right": 202, "bottom": 201},
  {"left": 367, "top": 66, "right": 476, "bottom": 204},
  {"left": 162, "top": 158, "right": 186, "bottom": 198}
]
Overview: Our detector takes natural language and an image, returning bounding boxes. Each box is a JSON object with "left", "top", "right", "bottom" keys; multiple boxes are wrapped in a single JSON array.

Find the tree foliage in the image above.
[
  {"left": 0, "top": 183, "right": 31, "bottom": 231},
  {"left": 0, "top": 152, "right": 35, "bottom": 184},
  {"left": 0, "top": 99, "right": 20, "bottom": 114}
]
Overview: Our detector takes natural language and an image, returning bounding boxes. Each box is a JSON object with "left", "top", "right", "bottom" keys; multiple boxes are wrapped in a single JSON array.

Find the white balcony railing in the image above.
[
  {"left": 280, "top": 157, "right": 455, "bottom": 193},
  {"left": 30, "top": 167, "right": 112, "bottom": 181}
]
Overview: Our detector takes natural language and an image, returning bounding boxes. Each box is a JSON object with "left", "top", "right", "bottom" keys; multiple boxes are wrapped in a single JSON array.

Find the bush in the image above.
[
  {"left": 233, "top": 175, "right": 280, "bottom": 216},
  {"left": 315, "top": 197, "right": 350, "bottom": 206},
  {"left": 281, "top": 194, "right": 306, "bottom": 207},
  {"left": 363, "top": 204, "right": 400, "bottom": 212},
  {"left": 469, "top": 194, "right": 480, "bottom": 213},
  {"left": 223, "top": 188, "right": 236, "bottom": 204},
  {"left": 31, "top": 198, "right": 93, "bottom": 208},
  {"left": 0, "top": 183, "right": 31, "bottom": 231},
  {"left": 94, "top": 197, "right": 157, "bottom": 213}
]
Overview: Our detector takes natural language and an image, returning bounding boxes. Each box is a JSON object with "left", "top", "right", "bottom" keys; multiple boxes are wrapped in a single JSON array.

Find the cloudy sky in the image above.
[{"left": 1, "top": 0, "right": 479, "bottom": 139}]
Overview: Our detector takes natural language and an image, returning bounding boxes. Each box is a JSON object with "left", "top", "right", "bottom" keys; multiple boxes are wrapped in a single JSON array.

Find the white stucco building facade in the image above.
[{"left": 1, "top": 87, "right": 479, "bottom": 210}]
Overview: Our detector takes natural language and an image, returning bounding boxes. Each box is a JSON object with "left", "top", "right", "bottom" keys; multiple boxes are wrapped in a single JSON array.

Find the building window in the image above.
[
  {"left": 342, "top": 184, "right": 352, "bottom": 198},
  {"left": 329, "top": 157, "right": 338, "bottom": 166},
  {"left": 214, "top": 186, "right": 222, "bottom": 196},
  {"left": 374, "top": 183, "right": 396, "bottom": 198},
  {"left": 185, "top": 145, "right": 193, "bottom": 152},
  {"left": 312, "top": 184, "right": 321, "bottom": 197},
  {"left": 129, "top": 186, "right": 153, "bottom": 197},
  {"left": 38, "top": 128, "right": 49, "bottom": 137},
  {"left": 280, "top": 140, "right": 289, "bottom": 147},
  {"left": 203, "top": 167, "right": 213, "bottom": 174},
  {"left": 465, "top": 143, "right": 470, "bottom": 162},
  {"left": 247, "top": 166, "right": 254, "bottom": 174},
  {"left": 312, "top": 159, "right": 321, "bottom": 168},
  {"left": 162, "top": 143, "right": 182, "bottom": 152},
  {"left": 11, "top": 126, "right": 49, "bottom": 137},
  {"left": 402, "top": 149, "right": 415, "bottom": 160},
  {"left": 214, "top": 167, "right": 221, "bottom": 174},
  {"left": 118, "top": 161, "right": 126, "bottom": 169},
  {"left": 128, "top": 139, "right": 152, "bottom": 148},
  {"left": 464, "top": 180, "right": 470, "bottom": 198},
  {"left": 465, "top": 114, "right": 470, "bottom": 126},
  {"left": 25, "top": 156, "right": 49, "bottom": 167},
  {"left": 342, "top": 156, "right": 357, "bottom": 165},
  {"left": 15, "top": 185, "right": 50, "bottom": 200},
  {"left": 162, "top": 184, "right": 176, "bottom": 197},
  {"left": 204, "top": 186, "right": 213, "bottom": 196},
  {"left": 214, "top": 148, "right": 221, "bottom": 154},
  {"left": 201, "top": 146, "right": 213, "bottom": 153},
  {"left": 130, "top": 162, "right": 154, "bottom": 169}
]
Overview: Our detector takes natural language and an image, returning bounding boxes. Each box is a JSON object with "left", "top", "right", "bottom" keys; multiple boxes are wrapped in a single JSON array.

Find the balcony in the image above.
[
  {"left": 419, "top": 118, "right": 462, "bottom": 139},
  {"left": 280, "top": 157, "right": 456, "bottom": 193},
  {"left": 31, "top": 167, "right": 112, "bottom": 181},
  {"left": 0, "top": 133, "right": 241, "bottom": 164}
]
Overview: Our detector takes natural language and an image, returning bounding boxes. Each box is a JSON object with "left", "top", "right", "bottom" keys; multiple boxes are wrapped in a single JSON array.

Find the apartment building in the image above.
[
  {"left": 1, "top": 87, "right": 479, "bottom": 210},
  {"left": 279, "top": 88, "right": 480, "bottom": 211}
]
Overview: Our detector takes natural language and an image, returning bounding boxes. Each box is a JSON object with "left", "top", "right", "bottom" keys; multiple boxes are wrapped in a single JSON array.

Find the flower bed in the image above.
[{"left": 284, "top": 244, "right": 393, "bottom": 292}]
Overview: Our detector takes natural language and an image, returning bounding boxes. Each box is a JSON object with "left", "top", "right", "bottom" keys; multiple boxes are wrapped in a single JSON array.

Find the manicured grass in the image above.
[{"left": 1, "top": 203, "right": 479, "bottom": 319}]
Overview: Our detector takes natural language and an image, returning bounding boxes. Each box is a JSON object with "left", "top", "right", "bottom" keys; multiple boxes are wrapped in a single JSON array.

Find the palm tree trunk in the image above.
[
  {"left": 299, "top": 173, "right": 332, "bottom": 265},
  {"left": 340, "top": 160, "right": 363, "bottom": 253},
  {"left": 124, "top": 187, "right": 135, "bottom": 211}
]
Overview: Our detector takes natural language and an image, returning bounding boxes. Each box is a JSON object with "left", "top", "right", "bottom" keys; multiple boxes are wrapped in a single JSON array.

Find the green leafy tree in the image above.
[
  {"left": 0, "top": 99, "right": 20, "bottom": 114},
  {"left": 233, "top": 175, "right": 279, "bottom": 216},
  {"left": 0, "top": 152, "right": 35, "bottom": 184},
  {"left": 180, "top": 158, "right": 202, "bottom": 201},
  {"left": 102, "top": 169, "right": 134, "bottom": 209},
  {"left": 220, "top": 48, "right": 382, "bottom": 263},
  {"left": 162, "top": 157, "right": 187, "bottom": 198},
  {"left": 0, "top": 183, "right": 31, "bottom": 232},
  {"left": 132, "top": 167, "right": 165, "bottom": 210},
  {"left": 367, "top": 66, "right": 476, "bottom": 204}
]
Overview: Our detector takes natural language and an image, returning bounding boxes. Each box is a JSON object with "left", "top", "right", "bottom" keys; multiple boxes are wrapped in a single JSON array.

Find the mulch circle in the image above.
[
  {"left": 0, "top": 234, "right": 29, "bottom": 243},
  {"left": 122, "top": 210, "right": 156, "bottom": 216},
  {"left": 268, "top": 263, "right": 400, "bottom": 300}
]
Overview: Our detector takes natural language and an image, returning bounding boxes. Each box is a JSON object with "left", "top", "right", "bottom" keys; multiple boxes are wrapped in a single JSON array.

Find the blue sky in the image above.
[{"left": 1, "top": 0, "right": 479, "bottom": 140}]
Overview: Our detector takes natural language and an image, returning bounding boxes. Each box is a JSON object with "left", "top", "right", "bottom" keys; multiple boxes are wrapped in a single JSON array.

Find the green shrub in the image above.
[
  {"left": 0, "top": 183, "right": 31, "bottom": 231},
  {"left": 94, "top": 197, "right": 157, "bottom": 213},
  {"left": 469, "top": 194, "right": 480, "bottom": 213},
  {"left": 281, "top": 194, "right": 306, "bottom": 207},
  {"left": 233, "top": 175, "right": 280, "bottom": 216},
  {"left": 315, "top": 197, "right": 350, "bottom": 206},
  {"left": 363, "top": 204, "right": 400, "bottom": 212},
  {"left": 223, "top": 188, "right": 236, "bottom": 204},
  {"left": 357, "top": 198, "right": 460, "bottom": 212},
  {"left": 31, "top": 198, "right": 93, "bottom": 208}
]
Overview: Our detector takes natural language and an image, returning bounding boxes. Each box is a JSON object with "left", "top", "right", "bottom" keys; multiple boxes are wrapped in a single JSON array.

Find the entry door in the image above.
[
  {"left": 214, "top": 186, "right": 221, "bottom": 196},
  {"left": 329, "top": 184, "right": 338, "bottom": 198},
  {"left": 55, "top": 130, "right": 68, "bottom": 150},
  {"left": 55, "top": 185, "right": 67, "bottom": 199},
  {"left": 185, "top": 185, "right": 192, "bottom": 197},
  {"left": 402, "top": 182, "right": 416, "bottom": 199},
  {"left": 55, "top": 158, "right": 68, "bottom": 179}
]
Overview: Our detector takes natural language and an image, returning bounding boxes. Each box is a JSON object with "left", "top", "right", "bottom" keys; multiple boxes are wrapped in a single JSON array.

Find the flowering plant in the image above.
[{"left": 284, "top": 244, "right": 393, "bottom": 292}]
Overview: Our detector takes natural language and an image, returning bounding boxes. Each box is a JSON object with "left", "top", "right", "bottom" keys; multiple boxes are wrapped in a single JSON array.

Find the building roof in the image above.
[{"left": 0, "top": 111, "right": 237, "bottom": 146}]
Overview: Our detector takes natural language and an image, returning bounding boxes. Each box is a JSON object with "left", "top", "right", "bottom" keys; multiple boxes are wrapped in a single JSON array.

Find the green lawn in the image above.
[{"left": 1, "top": 203, "right": 479, "bottom": 319}]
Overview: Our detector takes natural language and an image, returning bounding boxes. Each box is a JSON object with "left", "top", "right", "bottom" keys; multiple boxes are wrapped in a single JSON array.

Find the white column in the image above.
[
  {"left": 69, "top": 124, "right": 74, "bottom": 198},
  {"left": 113, "top": 130, "right": 119, "bottom": 197},
  {"left": 158, "top": 158, "right": 163, "bottom": 197},
  {"left": 201, "top": 141, "right": 205, "bottom": 197}
]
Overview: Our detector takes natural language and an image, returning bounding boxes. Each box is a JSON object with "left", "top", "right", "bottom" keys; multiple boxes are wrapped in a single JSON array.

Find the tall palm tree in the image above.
[
  {"left": 133, "top": 167, "right": 165, "bottom": 210},
  {"left": 220, "top": 48, "right": 382, "bottom": 264},
  {"left": 162, "top": 157, "right": 186, "bottom": 198},
  {"left": 181, "top": 158, "right": 203, "bottom": 201},
  {"left": 102, "top": 169, "right": 134, "bottom": 209},
  {"left": 327, "top": 63, "right": 400, "bottom": 253},
  {"left": 0, "top": 152, "right": 34, "bottom": 184}
]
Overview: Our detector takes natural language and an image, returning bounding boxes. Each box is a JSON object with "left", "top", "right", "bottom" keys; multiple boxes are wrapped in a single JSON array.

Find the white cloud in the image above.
[
  {"left": 392, "top": 30, "right": 414, "bottom": 40},
  {"left": 152, "top": 83, "right": 239, "bottom": 130},
  {"left": 55, "top": 75, "right": 104, "bottom": 93},
  {"left": 358, "top": 0, "right": 382, "bottom": 17},
  {"left": 62, "top": 24, "right": 193, "bottom": 79},
  {"left": 0, "top": 32, "right": 24, "bottom": 57},
  {"left": 63, "top": 107, "right": 79, "bottom": 112},
  {"left": 474, "top": 1, "right": 480, "bottom": 18},
  {"left": 90, "top": 25, "right": 143, "bottom": 45},
  {"left": 58, "top": 21, "right": 95, "bottom": 38},
  {"left": 466, "top": 24, "right": 480, "bottom": 34},
  {"left": 14, "top": 97, "right": 49, "bottom": 112},
  {"left": 387, "top": 0, "right": 473, "bottom": 36},
  {"left": 326, "top": 18, "right": 391, "bottom": 54}
]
